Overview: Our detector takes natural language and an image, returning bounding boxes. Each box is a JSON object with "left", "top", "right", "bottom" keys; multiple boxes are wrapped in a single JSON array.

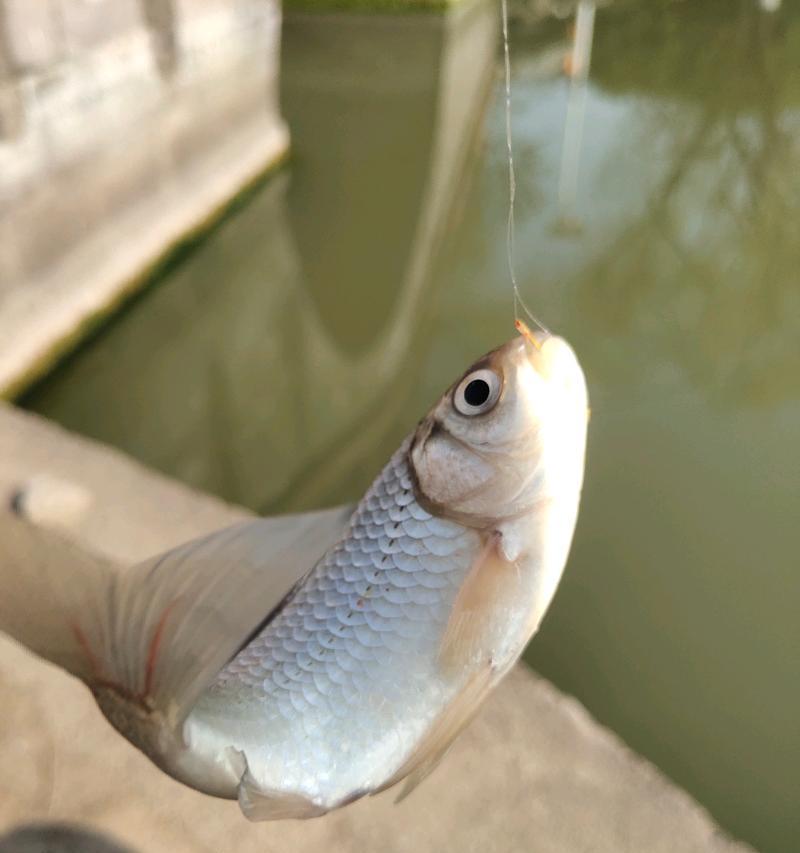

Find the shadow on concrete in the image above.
[
  {"left": 0, "top": 1, "right": 24, "bottom": 140},
  {"left": 0, "top": 823, "right": 136, "bottom": 853},
  {"left": 0, "top": 0, "right": 14, "bottom": 80},
  {"left": 139, "top": 0, "right": 179, "bottom": 79}
]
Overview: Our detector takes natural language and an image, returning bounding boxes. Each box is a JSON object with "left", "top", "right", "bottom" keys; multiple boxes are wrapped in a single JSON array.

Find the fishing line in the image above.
[{"left": 500, "top": 0, "right": 549, "bottom": 337}]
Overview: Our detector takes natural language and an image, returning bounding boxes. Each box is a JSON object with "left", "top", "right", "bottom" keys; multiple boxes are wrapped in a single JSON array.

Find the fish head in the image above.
[{"left": 410, "top": 330, "right": 589, "bottom": 526}]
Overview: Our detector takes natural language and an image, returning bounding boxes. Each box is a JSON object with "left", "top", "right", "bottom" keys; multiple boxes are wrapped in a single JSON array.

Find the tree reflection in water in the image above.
[{"left": 569, "top": 0, "right": 800, "bottom": 407}]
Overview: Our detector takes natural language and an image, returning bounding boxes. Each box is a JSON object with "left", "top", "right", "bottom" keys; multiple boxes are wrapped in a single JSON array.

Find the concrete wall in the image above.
[{"left": 0, "top": 0, "right": 287, "bottom": 398}]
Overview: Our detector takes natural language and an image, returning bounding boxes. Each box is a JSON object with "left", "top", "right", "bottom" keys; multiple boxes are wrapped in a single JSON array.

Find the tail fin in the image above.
[{"left": 0, "top": 507, "right": 351, "bottom": 737}]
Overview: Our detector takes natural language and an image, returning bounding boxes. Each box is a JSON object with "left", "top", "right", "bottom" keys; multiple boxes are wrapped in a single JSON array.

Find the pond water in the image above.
[{"left": 21, "top": 2, "right": 800, "bottom": 850}]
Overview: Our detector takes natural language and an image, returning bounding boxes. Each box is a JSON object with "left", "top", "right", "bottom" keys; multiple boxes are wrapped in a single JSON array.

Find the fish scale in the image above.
[
  {"left": 182, "top": 440, "right": 482, "bottom": 802},
  {"left": 212, "top": 440, "right": 478, "bottom": 698}
]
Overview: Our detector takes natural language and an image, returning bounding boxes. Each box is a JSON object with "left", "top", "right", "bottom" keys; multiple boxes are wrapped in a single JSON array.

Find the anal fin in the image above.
[{"left": 238, "top": 766, "right": 329, "bottom": 821}]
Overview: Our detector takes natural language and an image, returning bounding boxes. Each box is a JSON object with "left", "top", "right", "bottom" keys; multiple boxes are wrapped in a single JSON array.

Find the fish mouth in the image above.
[
  {"left": 522, "top": 332, "right": 591, "bottom": 445},
  {"left": 520, "top": 332, "right": 582, "bottom": 386}
]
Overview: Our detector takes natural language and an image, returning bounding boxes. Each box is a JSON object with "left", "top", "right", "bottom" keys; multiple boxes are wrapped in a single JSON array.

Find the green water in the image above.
[{"left": 22, "top": 2, "right": 800, "bottom": 850}]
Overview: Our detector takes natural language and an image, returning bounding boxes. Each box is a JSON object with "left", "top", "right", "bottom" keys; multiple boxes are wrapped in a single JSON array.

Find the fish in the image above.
[{"left": 0, "top": 325, "right": 588, "bottom": 820}]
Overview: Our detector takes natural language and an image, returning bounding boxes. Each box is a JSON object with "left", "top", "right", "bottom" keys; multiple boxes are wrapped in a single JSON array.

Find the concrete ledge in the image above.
[
  {"left": 0, "top": 0, "right": 287, "bottom": 399},
  {"left": 0, "top": 402, "right": 750, "bottom": 852}
]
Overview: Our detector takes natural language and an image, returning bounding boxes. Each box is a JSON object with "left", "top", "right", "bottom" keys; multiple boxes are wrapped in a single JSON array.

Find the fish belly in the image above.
[{"left": 179, "top": 446, "right": 482, "bottom": 806}]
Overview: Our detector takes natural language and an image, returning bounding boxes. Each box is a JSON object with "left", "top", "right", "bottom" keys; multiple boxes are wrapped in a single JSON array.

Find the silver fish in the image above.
[{"left": 0, "top": 328, "right": 588, "bottom": 820}]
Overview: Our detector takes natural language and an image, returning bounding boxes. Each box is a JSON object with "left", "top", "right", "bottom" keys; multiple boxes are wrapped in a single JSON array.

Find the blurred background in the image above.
[{"left": 2, "top": 0, "right": 798, "bottom": 850}]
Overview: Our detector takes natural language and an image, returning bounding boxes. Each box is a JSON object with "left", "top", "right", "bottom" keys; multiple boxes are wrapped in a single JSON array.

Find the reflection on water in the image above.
[
  {"left": 556, "top": 0, "right": 596, "bottom": 229},
  {"left": 22, "top": 1, "right": 800, "bottom": 850},
  {"left": 282, "top": 14, "right": 439, "bottom": 354}
]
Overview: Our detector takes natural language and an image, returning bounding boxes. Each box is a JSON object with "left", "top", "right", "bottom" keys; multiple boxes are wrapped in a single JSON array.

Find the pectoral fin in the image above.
[{"left": 439, "top": 534, "right": 519, "bottom": 672}]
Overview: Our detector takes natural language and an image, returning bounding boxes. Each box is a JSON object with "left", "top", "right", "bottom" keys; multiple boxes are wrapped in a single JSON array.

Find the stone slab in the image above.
[
  {"left": 0, "top": 0, "right": 64, "bottom": 73},
  {"left": 0, "top": 403, "right": 750, "bottom": 852}
]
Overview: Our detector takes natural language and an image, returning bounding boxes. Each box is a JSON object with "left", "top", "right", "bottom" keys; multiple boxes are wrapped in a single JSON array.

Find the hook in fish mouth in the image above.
[{"left": 514, "top": 318, "right": 544, "bottom": 351}]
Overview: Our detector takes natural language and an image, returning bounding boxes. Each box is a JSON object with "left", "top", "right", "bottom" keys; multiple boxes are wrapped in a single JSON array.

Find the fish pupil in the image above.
[{"left": 464, "top": 379, "right": 490, "bottom": 407}]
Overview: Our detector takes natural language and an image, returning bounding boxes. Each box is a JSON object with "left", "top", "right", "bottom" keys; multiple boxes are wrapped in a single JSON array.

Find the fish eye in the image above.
[{"left": 453, "top": 369, "right": 502, "bottom": 416}]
